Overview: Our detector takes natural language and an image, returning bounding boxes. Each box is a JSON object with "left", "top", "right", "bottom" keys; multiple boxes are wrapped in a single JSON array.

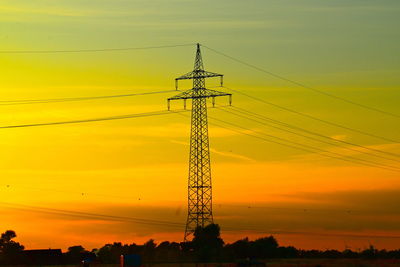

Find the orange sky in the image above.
[{"left": 0, "top": 0, "right": 399, "bottom": 251}]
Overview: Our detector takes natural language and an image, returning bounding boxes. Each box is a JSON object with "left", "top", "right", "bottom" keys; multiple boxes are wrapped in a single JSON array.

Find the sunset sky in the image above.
[{"left": 0, "top": 0, "right": 400, "bottom": 251}]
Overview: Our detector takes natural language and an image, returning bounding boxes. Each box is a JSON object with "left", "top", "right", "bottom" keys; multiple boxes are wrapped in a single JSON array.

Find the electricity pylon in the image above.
[{"left": 168, "top": 43, "right": 231, "bottom": 241}]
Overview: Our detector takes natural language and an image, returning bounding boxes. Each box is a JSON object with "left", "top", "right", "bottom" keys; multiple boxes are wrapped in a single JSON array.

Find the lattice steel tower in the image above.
[{"left": 168, "top": 43, "right": 231, "bottom": 241}]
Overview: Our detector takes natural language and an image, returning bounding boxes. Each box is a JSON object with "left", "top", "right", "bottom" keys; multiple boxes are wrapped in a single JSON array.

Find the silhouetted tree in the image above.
[
  {"left": 321, "top": 249, "right": 341, "bottom": 258},
  {"left": 143, "top": 239, "right": 157, "bottom": 262},
  {"left": 342, "top": 249, "right": 358, "bottom": 258},
  {"left": 361, "top": 245, "right": 378, "bottom": 259},
  {"left": 276, "top": 246, "right": 298, "bottom": 258},
  {"left": 154, "top": 241, "right": 181, "bottom": 262},
  {"left": 5, "top": 228, "right": 400, "bottom": 264},
  {"left": 249, "top": 236, "right": 279, "bottom": 258},
  {"left": 191, "top": 224, "right": 224, "bottom": 262},
  {"left": 224, "top": 238, "right": 250, "bottom": 260},
  {"left": 96, "top": 242, "right": 148, "bottom": 263},
  {"left": 64, "top": 245, "right": 95, "bottom": 263},
  {"left": 96, "top": 243, "right": 119, "bottom": 263},
  {"left": 0, "top": 230, "right": 24, "bottom": 264}
]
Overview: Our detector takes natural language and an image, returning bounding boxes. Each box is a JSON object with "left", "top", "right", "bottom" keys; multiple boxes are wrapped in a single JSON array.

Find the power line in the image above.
[
  {"left": 0, "top": 202, "right": 184, "bottom": 228},
  {"left": 0, "top": 43, "right": 195, "bottom": 54},
  {"left": 223, "top": 86, "right": 399, "bottom": 144},
  {"left": 181, "top": 111, "right": 400, "bottom": 172},
  {"left": 0, "top": 90, "right": 175, "bottom": 106},
  {"left": 222, "top": 109, "right": 399, "bottom": 168},
  {"left": 2, "top": 202, "right": 399, "bottom": 240},
  {"left": 180, "top": 111, "right": 399, "bottom": 171},
  {"left": 220, "top": 106, "right": 400, "bottom": 163},
  {"left": 229, "top": 105, "right": 400, "bottom": 160},
  {"left": 202, "top": 44, "right": 400, "bottom": 119},
  {"left": 0, "top": 109, "right": 188, "bottom": 129},
  {"left": 216, "top": 203, "right": 355, "bottom": 214},
  {"left": 1, "top": 184, "right": 382, "bottom": 215},
  {"left": 223, "top": 228, "right": 400, "bottom": 240},
  {"left": 207, "top": 114, "right": 400, "bottom": 172},
  {"left": 177, "top": 112, "right": 318, "bottom": 156},
  {"left": 2, "top": 184, "right": 142, "bottom": 201},
  {"left": 0, "top": 106, "right": 234, "bottom": 129},
  {"left": 217, "top": 203, "right": 400, "bottom": 215}
]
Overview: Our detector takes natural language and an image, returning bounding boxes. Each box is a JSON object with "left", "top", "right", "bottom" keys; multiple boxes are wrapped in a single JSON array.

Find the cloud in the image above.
[
  {"left": 3, "top": 191, "right": 400, "bottom": 250},
  {"left": 305, "top": 3, "right": 400, "bottom": 13},
  {"left": 210, "top": 148, "right": 255, "bottom": 161},
  {"left": 170, "top": 139, "right": 254, "bottom": 161},
  {"left": 289, "top": 188, "right": 400, "bottom": 214},
  {"left": 0, "top": 5, "right": 100, "bottom": 18},
  {"left": 291, "top": 141, "right": 400, "bottom": 167},
  {"left": 330, "top": 134, "right": 347, "bottom": 141}
]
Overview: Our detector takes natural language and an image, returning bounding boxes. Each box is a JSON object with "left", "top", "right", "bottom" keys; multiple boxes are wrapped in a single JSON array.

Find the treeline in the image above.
[{"left": 2, "top": 225, "right": 400, "bottom": 265}]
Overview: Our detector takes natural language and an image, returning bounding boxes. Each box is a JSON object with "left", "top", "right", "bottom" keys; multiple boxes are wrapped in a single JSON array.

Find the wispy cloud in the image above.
[
  {"left": 291, "top": 141, "right": 400, "bottom": 166},
  {"left": 0, "top": 5, "right": 100, "bottom": 18},
  {"left": 330, "top": 134, "right": 347, "bottom": 141},
  {"left": 4, "top": 190, "right": 400, "bottom": 250},
  {"left": 170, "top": 139, "right": 254, "bottom": 161}
]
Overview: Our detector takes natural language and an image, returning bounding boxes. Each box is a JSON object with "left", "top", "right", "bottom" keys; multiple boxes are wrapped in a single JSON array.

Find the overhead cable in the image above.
[{"left": 203, "top": 45, "right": 400, "bottom": 119}]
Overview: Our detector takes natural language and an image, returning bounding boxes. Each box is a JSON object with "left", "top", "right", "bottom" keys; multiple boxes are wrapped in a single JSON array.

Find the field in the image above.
[
  {"left": 265, "top": 258, "right": 400, "bottom": 267},
  {"left": 4, "top": 260, "right": 400, "bottom": 267}
]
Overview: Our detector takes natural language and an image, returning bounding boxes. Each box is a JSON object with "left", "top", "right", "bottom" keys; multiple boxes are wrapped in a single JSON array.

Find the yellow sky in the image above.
[{"left": 0, "top": 0, "right": 399, "bottom": 251}]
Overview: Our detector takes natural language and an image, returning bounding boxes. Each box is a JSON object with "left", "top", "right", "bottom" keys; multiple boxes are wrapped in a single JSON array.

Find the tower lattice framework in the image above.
[{"left": 168, "top": 43, "right": 231, "bottom": 241}]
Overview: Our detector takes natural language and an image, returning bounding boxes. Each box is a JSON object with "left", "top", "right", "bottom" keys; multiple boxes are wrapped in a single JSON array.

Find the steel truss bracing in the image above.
[{"left": 168, "top": 43, "right": 231, "bottom": 241}]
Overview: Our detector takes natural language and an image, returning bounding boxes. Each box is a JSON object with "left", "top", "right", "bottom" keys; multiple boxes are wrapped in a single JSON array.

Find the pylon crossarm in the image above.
[
  {"left": 168, "top": 88, "right": 231, "bottom": 101},
  {"left": 176, "top": 70, "right": 223, "bottom": 81}
]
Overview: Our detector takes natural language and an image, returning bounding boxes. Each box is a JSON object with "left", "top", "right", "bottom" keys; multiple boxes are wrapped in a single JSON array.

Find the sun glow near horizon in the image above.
[{"left": 0, "top": 0, "right": 399, "bottom": 251}]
